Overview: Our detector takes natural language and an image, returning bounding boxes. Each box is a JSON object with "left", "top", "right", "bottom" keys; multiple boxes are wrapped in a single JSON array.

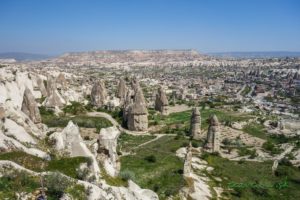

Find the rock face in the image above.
[
  {"left": 155, "top": 87, "right": 169, "bottom": 115},
  {"left": 91, "top": 80, "right": 107, "bottom": 107},
  {"left": 116, "top": 78, "right": 127, "bottom": 102},
  {"left": 37, "top": 78, "right": 47, "bottom": 97},
  {"left": 205, "top": 115, "right": 220, "bottom": 152},
  {"left": 97, "top": 126, "right": 120, "bottom": 177},
  {"left": 122, "top": 90, "right": 133, "bottom": 126},
  {"left": 134, "top": 86, "right": 146, "bottom": 105},
  {"left": 182, "top": 144, "right": 212, "bottom": 200},
  {"left": 127, "top": 87, "right": 148, "bottom": 131},
  {"left": 190, "top": 108, "right": 201, "bottom": 140},
  {"left": 0, "top": 106, "right": 5, "bottom": 121},
  {"left": 43, "top": 89, "right": 66, "bottom": 108},
  {"left": 50, "top": 121, "right": 100, "bottom": 180},
  {"left": 46, "top": 76, "right": 56, "bottom": 96},
  {"left": 44, "top": 76, "right": 66, "bottom": 108},
  {"left": 56, "top": 73, "right": 67, "bottom": 89},
  {"left": 21, "top": 88, "right": 41, "bottom": 123}
]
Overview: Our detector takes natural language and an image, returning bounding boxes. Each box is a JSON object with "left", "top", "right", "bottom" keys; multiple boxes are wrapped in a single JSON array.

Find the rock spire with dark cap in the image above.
[
  {"left": 155, "top": 87, "right": 169, "bottom": 115},
  {"left": 127, "top": 85, "right": 148, "bottom": 131},
  {"left": 91, "top": 80, "right": 107, "bottom": 107},
  {"left": 21, "top": 87, "right": 41, "bottom": 123},
  {"left": 190, "top": 107, "right": 201, "bottom": 140},
  {"left": 205, "top": 114, "right": 220, "bottom": 152}
]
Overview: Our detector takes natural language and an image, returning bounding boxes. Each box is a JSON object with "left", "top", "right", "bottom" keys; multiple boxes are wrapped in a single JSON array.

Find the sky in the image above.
[{"left": 0, "top": 0, "right": 299, "bottom": 55}]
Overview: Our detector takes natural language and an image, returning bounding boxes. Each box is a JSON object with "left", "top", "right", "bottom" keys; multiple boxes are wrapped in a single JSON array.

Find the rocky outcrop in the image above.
[
  {"left": 44, "top": 76, "right": 66, "bottom": 108},
  {"left": 21, "top": 87, "right": 41, "bottom": 123},
  {"left": 134, "top": 86, "right": 146, "bottom": 106},
  {"left": 56, "top": 73, "right": 67, "bottom": 90},
  {"left": 0, "top": 161, "right": 159, "bottom": 200},
  {"left": 116, "top": 78, "right": 127, "bottom": 102},
  {"left": 91, "top": 80, "right": 107, "bottom": 108},
  {"left": 190, "top": 108, "right": 201, "bottom": 140},
  {"left": 122, "top": 90, "right": 133, "bottom": 126},
  {"left": 43, "top": 89, "right": 66, "bottom": 108},
  {"left": 97, "top": 126, "right": 120, "bottom": 177},
  {"left": 181, "top": 145, "right": 212, "bottom": 200},
  {"left": 155, "top": 87, "right": 169, "bottom": 115},
  {"left": 37, "top": 77, "right": 47, "bottom": 97},
  {"left": 127, "top": 87, "right": 148, "bottom": 131},
  {"left": 0, "top": 105, "right": 5, "bottom": 121},
  {"left": 50, "top": 121, "right": 100, "bottom": 180},
  {"left": 205, "top": 115, "right": 220, "bottom": 152},
  {"left": 46, "top": 75, "right": 56, "bottom": 96}
]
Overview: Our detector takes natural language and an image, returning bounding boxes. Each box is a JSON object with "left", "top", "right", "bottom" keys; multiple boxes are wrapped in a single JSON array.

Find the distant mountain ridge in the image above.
[
  {"left": 0, "top": 52, "right": 51, "bottom": 61},
  {"left": 208, "top": 51, "right": 300, "bottom": 58}
]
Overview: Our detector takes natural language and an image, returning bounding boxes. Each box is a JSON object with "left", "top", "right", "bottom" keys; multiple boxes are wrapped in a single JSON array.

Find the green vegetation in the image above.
[
  {"left": 241, "top": 86, "right": 251, "bottom": 96},
  {"left": 65, "top": 184, "right": 86, "bottom": 200},
  {"left": 201, "top": 153, "right": 300, "bottom": 200},
  {"left": 101, "top": 170, "right": 128, "bottom": 187},
  {"left": 96, "top": 107, "right": 123, "bottom": 124},
  {"left": 243, "top": 122, "right": 268, "bottom": 140},
  {"left": 47, "top": 157, "right": 91, "bottom": 178},
  {"left": 150, "top": 108, "right": 254, "bottom": 134},
  {"left": 0, "top": 170, "right": 39, "bottom": 199},
  {"left": 45, "top": 172, "right": 75, "bottom": 199},
  {"left": 41, "top": 114, "right": 112, "bottom": 132},
  {"left": 118, "top": 133, "right": 156, "bottom": 153},
  {"left": 40, "top": 105, "right": 112, "bottom": 131},
  {"left": 120, "top": 135, "right": 189, "bottom": 199},
  {"left": 62, "top": 101, "right": 86, "bottom": 115},
  {"left": 0, "top": 152, "right": 89, "bottom": 179},
  {"left": 262, "top": 140, "right": 282, "bottom": 155},
  {"left": 0, "top": 170, "right": 86, "bottom": 200},
  {"left": 237, "top": 147, "right": 257, "bottom": 158}
]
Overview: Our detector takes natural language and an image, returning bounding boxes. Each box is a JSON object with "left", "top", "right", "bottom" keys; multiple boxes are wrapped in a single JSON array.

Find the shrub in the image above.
[
  {"left": 262, "top": 140, "right": 281, "bottom": 155},
  {"left": 45, "top": 172, "right": 74, "bottom": 198},
  {"left": 39, "top": 106, "right": 54, "bottom": 116},
  {"left": 63, "top": 101, "right": 86, "bottom": 115},
  {"left": 119, "top": 170, "right": 135, "bottom": 181},
  {"left": 144, "top": 155, "right": 157, "bottom": 163}
]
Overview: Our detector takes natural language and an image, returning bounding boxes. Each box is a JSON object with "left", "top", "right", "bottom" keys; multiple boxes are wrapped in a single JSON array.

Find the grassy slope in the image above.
[
  {"left": 0, "top": 152, "right": 89, "bottom": 178},
  {"left": 0, "top": 152, "right": 87, "bottom": 199},
  {"left": 201, "top": 153, "right": 300, "bottom": 200},
  {"left": 118, "top": 133, "right": 156, "bottom": 152},
  {"left": 150, "top": 108, "right": 254, "bottom": 131},
  {"left": 42, "top": 115, "right": 112, "bottom": 131},
  {"left": 120, "top": 135, "right": 189, "bottom": 199}
]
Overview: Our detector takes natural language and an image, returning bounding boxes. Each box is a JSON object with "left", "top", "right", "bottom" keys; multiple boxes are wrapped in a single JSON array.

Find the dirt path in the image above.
[{"left": 86, "top": 111, "right": 150, "bottom": 135}]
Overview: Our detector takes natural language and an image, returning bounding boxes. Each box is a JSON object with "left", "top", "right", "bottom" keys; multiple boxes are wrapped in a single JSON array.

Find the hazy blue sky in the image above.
[{"left": 0, "top": 0, "right": 299, "bottom": 55}]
